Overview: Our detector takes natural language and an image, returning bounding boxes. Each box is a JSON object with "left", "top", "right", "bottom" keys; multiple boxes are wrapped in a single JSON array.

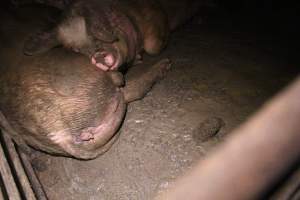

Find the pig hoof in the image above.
[
  {"left": 154, "top": 58, "right": 172, "bottom": 78},
  {"left": 133, "top": 54, "right": 143, "bottom": 65}
]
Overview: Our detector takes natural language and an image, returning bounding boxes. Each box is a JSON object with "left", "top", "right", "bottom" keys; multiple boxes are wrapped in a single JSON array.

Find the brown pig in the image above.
[
  {"left": 22, "top": 0, "right": 207, "bottom": 71},
  {"left": 0, "top": 5, "right": 171, "bottom": 159}
]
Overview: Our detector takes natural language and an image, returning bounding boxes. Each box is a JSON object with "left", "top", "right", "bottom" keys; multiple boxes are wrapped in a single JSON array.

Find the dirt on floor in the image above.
[{"left": 29, "top": 11, "right": 299, "bottom": 200}]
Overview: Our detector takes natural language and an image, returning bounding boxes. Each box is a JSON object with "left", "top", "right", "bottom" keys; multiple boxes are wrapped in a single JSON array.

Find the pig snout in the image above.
[{"left": 91, "top": 46, "right": 122, "bottom": 71}]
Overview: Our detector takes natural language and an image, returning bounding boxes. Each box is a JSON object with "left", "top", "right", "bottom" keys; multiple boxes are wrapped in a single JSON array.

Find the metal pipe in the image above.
[
  {"left": 3, "top": 134, "right": 36, "bottom": 200},
  {"left": 0, "top": 131, "right": 47, "bottom": 200},
  {"left": 0, "top": 134, "right": 21, "bottom": 200},
  {"left": 156, "top": 76, "right": 300, "bottom": 200}
]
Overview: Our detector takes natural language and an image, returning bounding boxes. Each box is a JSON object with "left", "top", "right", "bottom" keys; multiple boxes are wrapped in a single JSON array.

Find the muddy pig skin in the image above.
[
  {"left": 23, "top": 0, "right": 206, "bottom": 71},
  {"left": 0, "top": 5, "right": 171, "bottom": 159}
]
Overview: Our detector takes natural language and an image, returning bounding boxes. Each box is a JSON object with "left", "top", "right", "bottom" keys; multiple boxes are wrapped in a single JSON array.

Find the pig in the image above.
[
  {"left": 0, "top": 5, "right": 171, "bottom": 159},
  {"left": 22, "top": 0, "right": 206, "bottom": 71}
]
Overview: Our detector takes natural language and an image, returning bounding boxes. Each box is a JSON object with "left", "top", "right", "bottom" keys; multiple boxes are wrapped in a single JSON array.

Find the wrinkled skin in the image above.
[
  {"left": 0, "top": 5, "right": 171, "bottom": 159},
  {"left": 23, "top": 0, "right": 204, "bottom": 71}
]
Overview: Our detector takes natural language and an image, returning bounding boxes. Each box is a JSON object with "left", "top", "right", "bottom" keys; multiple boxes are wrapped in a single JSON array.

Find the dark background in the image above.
[{"left": 3, "top": 0, "right": 300, "bottom": 32}]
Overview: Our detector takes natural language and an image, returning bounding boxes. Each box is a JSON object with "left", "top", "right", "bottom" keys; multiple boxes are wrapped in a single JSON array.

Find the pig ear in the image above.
[
  {"left": 23, "top": 29, "right": 60, "bottom": 56},
  {"left": 87, "top": 16, "right": 117, "bottom": 43}
]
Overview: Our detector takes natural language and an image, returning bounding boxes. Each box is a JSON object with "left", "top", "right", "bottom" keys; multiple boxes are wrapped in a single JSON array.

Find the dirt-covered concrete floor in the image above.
[{"left": 29, "top": 11, "right": 299, "bottom": 200}]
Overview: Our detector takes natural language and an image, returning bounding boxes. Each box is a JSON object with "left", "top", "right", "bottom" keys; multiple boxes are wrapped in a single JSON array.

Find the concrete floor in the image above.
[{"left": 29, "top": 13, "right": 299, "bottom": 200}]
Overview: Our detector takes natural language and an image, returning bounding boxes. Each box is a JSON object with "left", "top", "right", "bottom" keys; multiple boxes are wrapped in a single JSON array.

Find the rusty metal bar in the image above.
[
  {"left": 0, "top": 181, "right": 5, "bottom": 199},
  {"left": 0, "top": 131, "right": 47, "bottom": 200},
  {"left": 0, "top": 133, "right": 22, "bottom": 200},
  {"left": 3, "top": 133, "right": 37, "bottom": 200},
  {"left": 19, "top": 151, "right": 48, "bottom": 200},
  {"left": 156, "top": 76, "right": 300, "bottom": 200}
]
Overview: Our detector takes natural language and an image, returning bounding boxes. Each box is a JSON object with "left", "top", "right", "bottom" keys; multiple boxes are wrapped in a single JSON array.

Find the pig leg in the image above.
[
  {"left": 141, "top": 6, "right": 169, "bottom": 55},
  {"left": 122, "top": 58, "right": 171, "bottom": 103},
  {"left": 142, "top": 20, "right": 169, "bottom": 55},
  {"left": 108, "top": 71, "right": 125, "bottom": 87},
  {"left": 23, "top": 29, "right": 59, "bottom": 56}
]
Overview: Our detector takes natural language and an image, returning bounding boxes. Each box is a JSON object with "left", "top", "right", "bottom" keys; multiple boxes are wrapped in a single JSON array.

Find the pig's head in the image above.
[
  {"left": 56, "top": 0, "right": 141, "bottom": 71},
  {"left": 3, "top": 49, "right": 127, "bottom": 159},
  {"left": 22, "top": 0, "right": 141, "bottom": 71}
]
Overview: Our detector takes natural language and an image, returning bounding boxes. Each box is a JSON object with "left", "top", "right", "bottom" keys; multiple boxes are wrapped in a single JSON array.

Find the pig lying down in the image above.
[
  {"left": 23, "top": 0, "right": 204, "bottom": 71},
  {"left": 0, "top": 5, "right": 171, "bottom": 159}
]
